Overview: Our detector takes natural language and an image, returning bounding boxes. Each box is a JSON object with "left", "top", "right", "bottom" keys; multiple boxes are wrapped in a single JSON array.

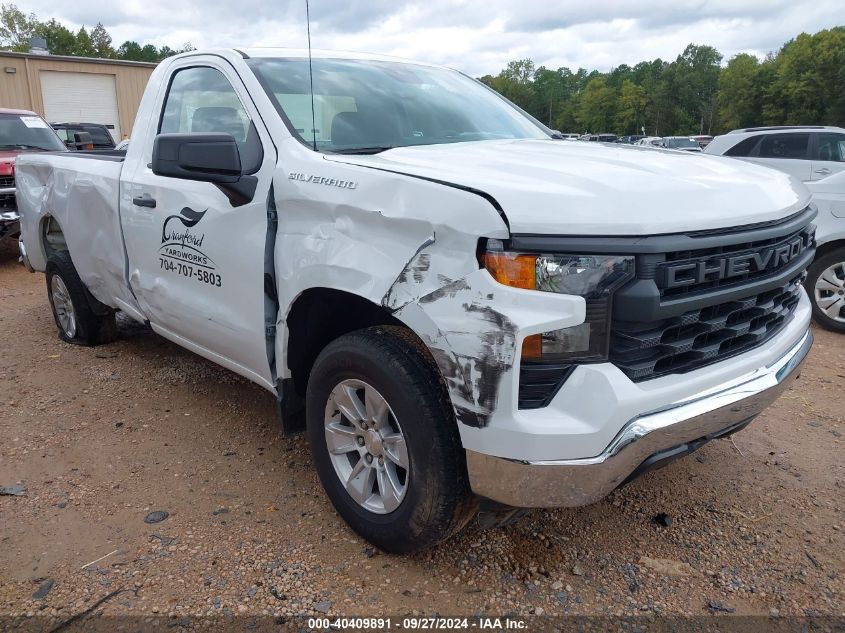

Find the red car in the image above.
[{"left": 0, "top": 108, "right": 67, "bottom": 244}]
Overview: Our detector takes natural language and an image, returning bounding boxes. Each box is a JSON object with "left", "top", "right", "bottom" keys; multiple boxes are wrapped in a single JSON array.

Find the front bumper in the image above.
[
  {"left": 0, "top": 209, "right": 20, "bottom": 241},
  {"left": 467, "top": 328, "right": 812, "bottom": 508}
]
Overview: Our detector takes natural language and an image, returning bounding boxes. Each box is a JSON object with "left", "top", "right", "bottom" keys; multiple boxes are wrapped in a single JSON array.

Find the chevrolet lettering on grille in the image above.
[{"left": 659, "top": 232, "right": 812, "bottom": 290}]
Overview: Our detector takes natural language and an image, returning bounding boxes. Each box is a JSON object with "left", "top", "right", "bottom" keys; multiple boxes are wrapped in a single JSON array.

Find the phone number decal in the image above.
[{"left": 159, "top": 257, "right": 222, "bottom": 287}]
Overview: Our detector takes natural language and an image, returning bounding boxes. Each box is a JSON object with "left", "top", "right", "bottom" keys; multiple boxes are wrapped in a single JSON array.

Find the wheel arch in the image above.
[
  {"left": 41, "top": 215, "right": 68, "bottom": 260},
  {"left": 814, "top": 238, "right": 845, "bottom": 260},
  {"left": 284, "top": 288, "right": 405, "bottom": 397}
]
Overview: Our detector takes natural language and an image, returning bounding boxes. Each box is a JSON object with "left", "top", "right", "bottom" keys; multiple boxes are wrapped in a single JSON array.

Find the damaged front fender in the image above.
[{"left": 395, "top": 269, "right": 585, "bottom": 432}]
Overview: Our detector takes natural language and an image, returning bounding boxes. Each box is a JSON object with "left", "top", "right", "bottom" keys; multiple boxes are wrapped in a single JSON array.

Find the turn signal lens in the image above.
[
  {"left": 482, "top": 252, "right": 536, "bottom": 290},
  {"left": 521, "top": 333, "right": 543, "bottom": 360}
]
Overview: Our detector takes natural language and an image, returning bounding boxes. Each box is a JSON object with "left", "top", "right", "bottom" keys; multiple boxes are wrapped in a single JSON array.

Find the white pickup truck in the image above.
[{"left": 16, "top": 49, "right": 815, "bottom": 552}]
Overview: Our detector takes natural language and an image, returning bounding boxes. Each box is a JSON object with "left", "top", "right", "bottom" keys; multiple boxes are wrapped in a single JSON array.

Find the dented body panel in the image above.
[
  {"left": 15, "top": 154, "right": 144, "bottom": 320},
  {"left": 15, "top": 48, "right": 815, "bottom": 510}
]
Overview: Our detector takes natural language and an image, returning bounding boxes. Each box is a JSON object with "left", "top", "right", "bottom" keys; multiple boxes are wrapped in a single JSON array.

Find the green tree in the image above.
[
  {"left": 0, "top": 2, "right": 35, "bottom": 51},
  {"left": 116, "top": 40, "right": 143, "bottom": 60},
  {"left": 672, "top": 44, "right": 722, "bottom": 134},
  {"left": 486, "top": 59, "right": 537, "bottom": 114},
  {"left": 615, "top": 79, "right": 648, "bottom": 134},
  {"left": 577, "top": 77, "right": 617, "bottom": 132},
  {"left": 718, "top": 53, "right": 761, "bottom": 131},
  {"left": 3, "top": 4, "right": 190, "bottom": 62},
  {"left": 764, "top": 27, "right": 845, "bottom": 125},
  {"left": 32, "top": 19, "right": 76, "bottom": 55},
  {"left": 73, "top": 26, "right": 96, "bottom": 57},
  {"left": 90, "top": 22, "right": 114, "bottom": 58}
]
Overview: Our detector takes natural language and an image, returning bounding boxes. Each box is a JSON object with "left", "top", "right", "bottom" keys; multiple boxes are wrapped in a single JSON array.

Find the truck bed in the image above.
[{"left": 15, "top": 152, "right": 135, "bottom": 311}]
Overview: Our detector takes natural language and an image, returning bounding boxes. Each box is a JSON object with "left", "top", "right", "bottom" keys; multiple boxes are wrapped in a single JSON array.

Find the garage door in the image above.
[{"left": 40, "top": 71, "right": 121, "bottom": 141}]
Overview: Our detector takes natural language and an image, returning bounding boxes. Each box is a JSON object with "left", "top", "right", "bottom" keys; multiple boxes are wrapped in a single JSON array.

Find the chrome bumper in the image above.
[{"left": 466, "top": 329, "right": 813, "bottom": 508}]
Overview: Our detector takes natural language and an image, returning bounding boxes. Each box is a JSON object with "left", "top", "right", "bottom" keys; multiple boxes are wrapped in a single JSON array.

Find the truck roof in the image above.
[{"left": 184, "top": 48, "right": 442, "bottom": 68}]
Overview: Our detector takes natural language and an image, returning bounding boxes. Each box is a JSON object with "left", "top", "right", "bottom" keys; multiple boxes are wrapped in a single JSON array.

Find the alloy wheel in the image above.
[
  {"left": 51, "top": 275, "right": 77, "bottom": 338},
  {"left": 323, "top": 379, "right": 409, "bottom": 514}
]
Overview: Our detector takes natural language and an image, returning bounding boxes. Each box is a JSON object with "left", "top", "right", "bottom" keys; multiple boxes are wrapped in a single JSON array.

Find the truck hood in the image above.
[
  {"left": 0, "top": 150, "right": 18, "bottom": 176},
  {"left": 327, "top": 139, "right": 811, "bottom": 235}
]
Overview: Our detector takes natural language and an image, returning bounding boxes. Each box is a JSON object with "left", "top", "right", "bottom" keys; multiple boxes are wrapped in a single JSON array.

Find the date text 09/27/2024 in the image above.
[{"left": 306, "top": 617, "right": 528, "bottom": 630}]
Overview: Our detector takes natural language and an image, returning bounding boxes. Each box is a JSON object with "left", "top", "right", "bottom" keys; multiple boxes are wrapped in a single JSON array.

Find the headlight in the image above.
[{"left": 482, "top": 240, "right": 634, "bottom": 361}]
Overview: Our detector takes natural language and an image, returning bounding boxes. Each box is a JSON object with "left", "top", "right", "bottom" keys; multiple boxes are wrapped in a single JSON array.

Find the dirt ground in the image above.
[{"left": 1, "top": 249, "right": 843, "bottom": 627}]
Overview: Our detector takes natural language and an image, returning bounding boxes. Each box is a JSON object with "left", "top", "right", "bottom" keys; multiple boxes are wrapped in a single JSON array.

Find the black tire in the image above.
[
  {"left": 45, "top": 250, "right": 117, "bottom": 346},
  {"left": 805, "top": 248, "right": 845, "bottom": 333},
  {"left": 306, "top": 325, "right": 476, "bottom": 553}
]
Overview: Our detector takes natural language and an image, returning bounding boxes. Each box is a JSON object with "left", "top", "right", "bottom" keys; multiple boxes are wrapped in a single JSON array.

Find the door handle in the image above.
[
  {"left": 814, "top": 168, "right": 831, "bottom": 175},
  {"left": 132, "top": 193, "right": 156, "bottom": 208}
]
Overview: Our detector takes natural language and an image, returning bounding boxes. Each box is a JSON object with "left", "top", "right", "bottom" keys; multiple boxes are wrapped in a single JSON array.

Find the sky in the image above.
[{"left": 13, "top": 0, "right": 845, "bottom": 75}]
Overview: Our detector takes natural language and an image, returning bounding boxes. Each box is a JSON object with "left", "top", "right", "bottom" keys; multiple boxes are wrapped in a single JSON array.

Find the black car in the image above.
[
  {"left": 588, "top": 133, "right": 618, "bottom": 143},
  {"left": 619, "top": 135, "right": 645, "bottom": 144},
  {"left": 51, "top": 122, "right": 116, "bottom": 150}
]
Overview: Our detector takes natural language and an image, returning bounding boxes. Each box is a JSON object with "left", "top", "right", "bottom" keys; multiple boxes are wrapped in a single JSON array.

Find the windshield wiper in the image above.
[{"left": 330, "top": 146, "right": 396, "bottom": 155}]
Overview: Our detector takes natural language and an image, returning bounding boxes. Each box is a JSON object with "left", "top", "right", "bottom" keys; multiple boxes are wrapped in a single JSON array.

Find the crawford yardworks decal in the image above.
[{"left": 158, "top": 207, "right": 222, "bottom": 287}]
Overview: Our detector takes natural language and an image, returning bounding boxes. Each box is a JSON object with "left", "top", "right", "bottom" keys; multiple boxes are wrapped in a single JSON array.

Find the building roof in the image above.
[
  {"left": 0, "top": 50, "right": 157, "bottom": 68},
  {"left": 0, "top": 107, "right": 37, "bottom": 115}
]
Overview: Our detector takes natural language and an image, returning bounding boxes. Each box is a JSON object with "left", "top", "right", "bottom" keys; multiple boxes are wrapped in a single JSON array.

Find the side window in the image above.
[
  {"left": 159, "top": 66, "right": 263, "bottom": 173},
  {"left": 757, "top": 133, "right": 809, "bottom": 160},
  {"left": 724, "top": 135, "right": 761, "bottom": 157},
  {"left": 815, "top": 133, "right": 845, "bottom": 162}
]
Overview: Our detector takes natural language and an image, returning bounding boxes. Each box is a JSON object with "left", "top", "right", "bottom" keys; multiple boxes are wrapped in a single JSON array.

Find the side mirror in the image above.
[{"left": 152, "top": 133, "right": 242, "bottom": 184}]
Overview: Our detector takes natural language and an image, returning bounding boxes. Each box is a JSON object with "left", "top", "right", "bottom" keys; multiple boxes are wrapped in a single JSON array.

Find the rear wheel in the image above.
[
  {"left": 46, "top": 251, "right": 117, "bottom": 346},
  {"left": 806, "top": 248, "right": 845, "bottom": 333},
  {"left": 306, "top": 326, "right": 476, "bottom": 553}
]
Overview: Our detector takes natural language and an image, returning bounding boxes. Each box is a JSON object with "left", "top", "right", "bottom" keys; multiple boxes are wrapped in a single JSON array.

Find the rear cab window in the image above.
[{"left": 53, "top": 125, "right": 114, "bottom": 147}]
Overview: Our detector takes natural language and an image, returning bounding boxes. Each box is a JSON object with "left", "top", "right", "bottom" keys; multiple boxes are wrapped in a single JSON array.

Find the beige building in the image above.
[{"left": 0, "top": 51, "right": 156, "bottom": 142}]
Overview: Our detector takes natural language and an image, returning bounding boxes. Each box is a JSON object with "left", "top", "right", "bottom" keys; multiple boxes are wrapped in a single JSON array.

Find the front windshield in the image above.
[
  {"left": 666, "top": 137, "right": 700, "bottom": 149},
  {"left": 248, "top": 57, "right": 550, "bottom": 153},
  {"left": 0, "top": 113, "right": 66, "bottom": 151}
]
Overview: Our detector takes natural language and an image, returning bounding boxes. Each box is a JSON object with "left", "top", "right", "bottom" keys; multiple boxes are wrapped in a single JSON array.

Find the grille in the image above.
[
  {"left": 647, "top": 224, "right": 815, "bottom": 299},
  {"left": 518, "top": 362, "right": 574, "bottom": 409},
  {"left": 0, "top": 175, "right": 15, "bottom": 210},
  {"left": 509, "top": 209, "right": 814, "bottom": 402},
  {"left": 610, "top": 275, "right": 803, "bottom": 381}
]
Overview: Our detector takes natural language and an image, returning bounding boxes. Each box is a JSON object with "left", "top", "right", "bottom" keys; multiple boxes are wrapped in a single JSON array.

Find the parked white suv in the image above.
[
  {"left": 805, "top": 170, "right": 845, "bottom": 332},
  {"left": 707, "top": 126, "right": 845, "bottom": 330},
  {"left": 705, "top": 125, "right": 845, "bottom": 182}
]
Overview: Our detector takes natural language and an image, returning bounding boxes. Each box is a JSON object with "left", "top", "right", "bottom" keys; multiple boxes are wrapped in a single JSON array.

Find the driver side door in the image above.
[{"left": 120, "top": 58, "right": 277, "bottom": 390}]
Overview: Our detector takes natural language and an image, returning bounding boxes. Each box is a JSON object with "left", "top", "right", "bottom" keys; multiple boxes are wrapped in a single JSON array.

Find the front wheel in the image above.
[
  {"left": 805, "top": 248, "right": 845, "bottom": 333},
  {"left": 306, "top": 326, "right": 476, "bottom": 553}
]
